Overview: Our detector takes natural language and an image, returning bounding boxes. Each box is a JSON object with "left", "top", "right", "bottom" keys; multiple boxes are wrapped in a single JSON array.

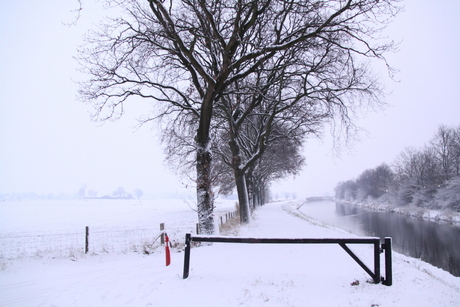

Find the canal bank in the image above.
[
  {"left": 336, "top": 199, "right": 460, "bottom": 224},
  {"left": 297, "top": 200, "right": 460, "bottom": 277}
]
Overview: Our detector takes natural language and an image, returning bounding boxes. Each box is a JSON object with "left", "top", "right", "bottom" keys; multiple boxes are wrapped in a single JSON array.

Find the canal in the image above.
[{"left": 298, "top": 200, "right": 460, "bottom": 277}]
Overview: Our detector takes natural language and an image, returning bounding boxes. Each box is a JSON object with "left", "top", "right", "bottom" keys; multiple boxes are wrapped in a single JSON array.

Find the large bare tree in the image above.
[
  {"left": 214, "top": 61, "right": 327, "bottom": 222},
  {"left": 78, "top": 0, "right": 401, "bottom": 233}
]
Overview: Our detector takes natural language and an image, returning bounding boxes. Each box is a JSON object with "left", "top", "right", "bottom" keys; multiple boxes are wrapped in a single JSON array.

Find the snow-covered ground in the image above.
[
  {"left": 1, "top": 199, "right": 459, "bottom": 306},
  {"left": 0, "top": 198, "right": 236, "bottom": 259}
]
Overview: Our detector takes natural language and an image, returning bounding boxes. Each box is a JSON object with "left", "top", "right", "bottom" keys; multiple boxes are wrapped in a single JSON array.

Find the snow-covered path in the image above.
[{"left": 1, "top": 200, "right": 459, "bottom": 306}]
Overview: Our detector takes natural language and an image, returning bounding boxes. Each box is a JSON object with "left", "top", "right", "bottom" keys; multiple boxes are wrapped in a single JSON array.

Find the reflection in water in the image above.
[{"left": 299, "top": 201, "right": 460, "bottom": 277}]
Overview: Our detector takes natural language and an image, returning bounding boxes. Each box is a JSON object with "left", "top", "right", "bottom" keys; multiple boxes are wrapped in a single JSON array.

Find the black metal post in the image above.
[
  {"left": 183, "top": 233, "right": 192, "bottom": 279},
  {"left": 374, "top": 241, "right": 381, "bottom": 284},
  {"left": 383, "top": 237, "right": 393, "bottom": 286}
]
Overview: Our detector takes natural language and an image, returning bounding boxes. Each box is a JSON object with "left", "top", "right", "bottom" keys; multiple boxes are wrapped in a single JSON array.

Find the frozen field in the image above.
[
  {"left": 1, "top": 199, "right": 460, "bottom": 306},
  {"left": 0, "top": 198, "right": 236, "bottom": 259}
]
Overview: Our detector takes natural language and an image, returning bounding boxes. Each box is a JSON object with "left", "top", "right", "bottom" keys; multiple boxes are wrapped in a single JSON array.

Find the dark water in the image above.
[{"left": 299, "top": 201, "right": 460, "bottom": 277}]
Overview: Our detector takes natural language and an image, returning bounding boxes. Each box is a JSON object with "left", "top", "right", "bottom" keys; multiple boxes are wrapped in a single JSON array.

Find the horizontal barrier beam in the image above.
[
  {"left": 183, "top": 234, "right": 392, "bottom": 285},
  {"left": 190, "top": 235, "right": 380, "bottom": 244}
]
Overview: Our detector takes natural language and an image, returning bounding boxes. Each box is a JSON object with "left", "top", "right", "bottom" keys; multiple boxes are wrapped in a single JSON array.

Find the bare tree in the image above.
[
  {"left": 452, "top": 125, "right": 460, "bottom": 176},
  {"left": 211, "top": 4, "right": 399, "bottom": 221},
  {"left": 247, "top": 130, "right": 306, "bottom": 207},
  {"left": 338, "top": 124, "right": 460, "bottom": 209},
  {"left": 355, "top": 163, "right": 393, "bottom": 200},
  {"left": 214, "top": 56, "right": 326, "bottom": 222},
  {"left": 78, "top": 0, "right": 401, "bottom": 233},
  {"left": 336, "top": 163, "right": 393, "bottom": 202},
  {"left": 134, "top": 188, "right": 144, "bottom": 199},
  {"left": 213, "top": 107, "right": 308, "bottom": 213},
  {"left": 335, "top": 180, "right": 358, "bottom": 201},
  {"left": 77, "top": 184, "right": 87, "bottom": 199},
  {"left": 431, "top": 125, "right": 457, "bottom": 181},
  {"left": 113, "top": 186, "right": 130, "bottom": 198}
]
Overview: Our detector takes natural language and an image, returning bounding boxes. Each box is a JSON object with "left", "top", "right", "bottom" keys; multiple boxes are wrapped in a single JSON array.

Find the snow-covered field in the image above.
[
  {"left": 0, "top": 198, "right": 236, "bottom": 259},
  {"left": 1, "top": 199, "right": 459, "bottom": 306}
]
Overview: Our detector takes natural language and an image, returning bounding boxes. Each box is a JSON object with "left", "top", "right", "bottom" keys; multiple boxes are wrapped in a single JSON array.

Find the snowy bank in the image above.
[
  {"left": 337, "top": 199, "right": 460, "bottom": 225},
  {"left": 1, "top": 200, "right": 459, "bottom": 306}
]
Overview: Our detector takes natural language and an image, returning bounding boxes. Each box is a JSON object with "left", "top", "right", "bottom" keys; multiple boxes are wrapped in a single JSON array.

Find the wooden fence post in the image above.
[
  {"left": 160, "top": 223, "right": 165, "bottom": 245},
  {"left": 85, "top": 226, "right": 89, "bottom": 254}
]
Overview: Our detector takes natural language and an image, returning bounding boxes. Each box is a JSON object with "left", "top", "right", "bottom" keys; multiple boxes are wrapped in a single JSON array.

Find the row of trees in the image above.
[
  {"left": 77, "top": 185, "right": 144, "bottom": 199},
  {"left": 335, "top": 124, "right": 460, "bottom": 211},
  {"left": 78, "top": 0, "right": 401, "bottom": 233}
]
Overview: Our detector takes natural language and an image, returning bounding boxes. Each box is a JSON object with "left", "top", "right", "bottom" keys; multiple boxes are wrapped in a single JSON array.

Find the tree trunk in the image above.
[
  {"left": 196, "top": 144, "right": 215, "bottom": 234},
  {"left": 229, "top": 138, "right": 251, "bottom": 224},
  {"left": 196, "top": 92, "right": 215, "bottom": 235},
  {"left": 255, "top": 184, "right": 261, "bottom": 207},
  {"left": 235, "top": 168, "right": 251, "bottom": 224},
  {"left": 246, "top": 176, "right": 255, "bottom": 212}
]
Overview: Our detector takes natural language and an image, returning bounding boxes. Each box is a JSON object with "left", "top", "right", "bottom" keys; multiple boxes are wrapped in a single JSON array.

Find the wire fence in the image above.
[
  {"left": 0, "top": 209, "right": 239, "bottom": 260},
  {"left": 1, "top": 230, "right": 82, "bottom": 259},
  {"left": 0, "top": 226, "right": 164, "bottom": 260},
  {"left": 0, "top": 207, "right": 239, "bottom": 260}
]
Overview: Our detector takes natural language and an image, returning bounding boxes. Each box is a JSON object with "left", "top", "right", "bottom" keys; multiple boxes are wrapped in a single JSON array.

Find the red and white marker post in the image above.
[{"left": 165, "top": 233, "right": 171, "bottom": 266}]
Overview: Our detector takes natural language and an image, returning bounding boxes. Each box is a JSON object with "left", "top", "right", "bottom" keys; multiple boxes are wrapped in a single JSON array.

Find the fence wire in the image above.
[
  {"left": 0, "top": 210, "right": 237, "bottom": 260},
  {"left": 0, "top": 226, "right": 163, "bottom": 259}
]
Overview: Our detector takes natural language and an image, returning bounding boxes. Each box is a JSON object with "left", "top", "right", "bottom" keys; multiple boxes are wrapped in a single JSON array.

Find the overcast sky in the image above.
[{"left": 1, "top": 1, "right": 459, "bottom": 199}]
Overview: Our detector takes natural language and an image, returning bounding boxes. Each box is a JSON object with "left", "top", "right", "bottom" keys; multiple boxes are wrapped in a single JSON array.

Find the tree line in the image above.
[
  {"left": 77, "top": 185, "right": 144, "bottom": 199},
  {"left": 335, "top": 124, "right": 460, "bottom": 211},
  {"left": 77, "top": 0, "right": 401, "bottom": 233}
]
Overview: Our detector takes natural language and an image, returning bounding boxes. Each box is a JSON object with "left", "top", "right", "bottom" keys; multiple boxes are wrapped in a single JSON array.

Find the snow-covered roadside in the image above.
[
  {"left": 1, "top": 200, "right": 459, "bottom": 306},
  {"left": 337, "top": 200, "right": 460, "bottom": 224}
]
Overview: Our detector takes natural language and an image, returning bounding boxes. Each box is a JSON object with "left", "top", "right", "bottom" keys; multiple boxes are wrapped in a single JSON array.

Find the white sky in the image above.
[{"left": 1, "top": 0, "right": 459, "bottom": 198}]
